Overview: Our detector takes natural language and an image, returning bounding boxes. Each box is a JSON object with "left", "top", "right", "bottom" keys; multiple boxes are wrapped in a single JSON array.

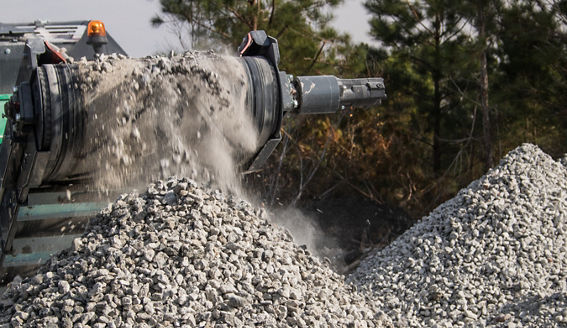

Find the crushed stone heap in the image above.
[
  {"left": 349, "top": 143, "right": 567, "bottom": 327},
  {"left": 0, "top": 178, "right": 389, "bottom": 328}
]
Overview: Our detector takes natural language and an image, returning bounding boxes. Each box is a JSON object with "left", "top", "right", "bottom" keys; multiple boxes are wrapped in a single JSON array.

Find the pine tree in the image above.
[
  {"left": 365, "top": 0, "right": 471, "bottom": 174},
  {"left": 151, "top": 0, "right": 346, "bottom": 74},
  {"left": 492, "top": 0, "right": 567, "bottom": 157}
]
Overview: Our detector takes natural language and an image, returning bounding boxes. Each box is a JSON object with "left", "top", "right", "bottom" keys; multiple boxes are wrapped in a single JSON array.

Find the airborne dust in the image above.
[{"left": 74, "top": 52, "right": 339, "bottom": 262}]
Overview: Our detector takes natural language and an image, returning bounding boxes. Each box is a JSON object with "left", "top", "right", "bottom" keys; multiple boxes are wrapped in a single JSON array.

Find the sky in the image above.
[{"left": 0, "top": 0, "right": 374, "bottom": 57}]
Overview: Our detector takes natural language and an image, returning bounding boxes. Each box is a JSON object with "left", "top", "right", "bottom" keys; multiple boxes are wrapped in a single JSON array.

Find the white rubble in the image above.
[
  {"left": 0, "top": 178, "right": 389, "bottom": 327},
  {"left": 349, "top": 144, "right": 567, "bottom": 327}
]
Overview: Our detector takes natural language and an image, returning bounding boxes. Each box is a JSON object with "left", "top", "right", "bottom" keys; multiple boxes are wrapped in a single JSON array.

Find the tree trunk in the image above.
[
  {"left": 433, "top": 16, "right": 442, "bottom": 175},
  {"left": 433, "top": 73, "right": 441, "bottom": 174},
  {"left": 478, "top": 2, "right": 493, "bottom": 169},
  {"left": 253, "top": 0, "right": 259, "bottom": 30}
]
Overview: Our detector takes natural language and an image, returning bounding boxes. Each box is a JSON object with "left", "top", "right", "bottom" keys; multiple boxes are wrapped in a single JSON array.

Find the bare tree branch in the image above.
[
  {"left": 268, "top": 0, "right": 276, "bottom": 26},
  {"left": 228, "top": 6, "right": 254, "bottom": 29},
  {"left": 269, "top": 134, "right": 290, "bottom": 206},
  {"left": 292, "top": 113, "right": 345, "bottom": 206},
  {"left": 405, "top": 0, "right": 434, "bottom": 35},
  {"left": 301, "top": 41, "right": 327, "bottom": 75}
]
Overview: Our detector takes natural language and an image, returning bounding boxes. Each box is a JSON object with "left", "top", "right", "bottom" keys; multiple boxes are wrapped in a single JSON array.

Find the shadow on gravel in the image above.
[
  {"left": 495, "top": 292, "right": 567, "bottom": 324},
  {"left": 302, "top": 196, "right": 414, "bottom": 272}
]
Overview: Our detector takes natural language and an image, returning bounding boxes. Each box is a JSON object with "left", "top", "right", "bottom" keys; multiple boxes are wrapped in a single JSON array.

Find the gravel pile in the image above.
[
  {"left": 0, "top": 178, "right": 390, "bottom": 328},
  {"left": 349, "top": 143, "right": 567, "bottom": 327}
]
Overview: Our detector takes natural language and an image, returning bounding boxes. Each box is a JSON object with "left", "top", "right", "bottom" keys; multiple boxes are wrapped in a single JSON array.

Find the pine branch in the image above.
[
  {"left": 301, "top": 41, "right": 327, "bottom": 75},
  {"left": 268, "top": 0, "right": 276, "bottom": 26}
]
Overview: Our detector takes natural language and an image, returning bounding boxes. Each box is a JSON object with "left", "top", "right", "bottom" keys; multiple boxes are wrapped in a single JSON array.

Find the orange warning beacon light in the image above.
[{"left": 87, "top": 20, "right": 106, "bottom": 37}]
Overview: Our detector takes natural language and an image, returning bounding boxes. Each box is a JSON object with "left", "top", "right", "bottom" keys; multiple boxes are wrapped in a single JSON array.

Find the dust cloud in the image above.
[
  {"left": 73, "top": 52, "right": 258, "bottom": 194},
  {"left": 270, "top": 207, "right": 345, "bottom": 268},
  {"left": 71, "top": 53, "right": 343, "bottom": 268}
]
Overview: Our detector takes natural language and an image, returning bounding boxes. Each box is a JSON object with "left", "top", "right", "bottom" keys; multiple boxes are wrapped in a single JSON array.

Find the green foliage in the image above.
[
  {"left": 154, "top": 0, "right": 567, "bottom": 218},
  {"left": 365, "top": 0, "right": 478, "bottom": 176},
  {"left": 493, "top": 0, "right": 567, "bottom": 158},
  {"left": 152, "top": 0, "right": 347, "bottom": 74},
  {"left": 358, "top": 0, "right": 567, "bottom": 215}
]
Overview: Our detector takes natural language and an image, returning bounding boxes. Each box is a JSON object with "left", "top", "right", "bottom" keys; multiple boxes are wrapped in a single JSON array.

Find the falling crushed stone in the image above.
[{"left": 68, "top": 52, "right": 259, "bottom": 194}]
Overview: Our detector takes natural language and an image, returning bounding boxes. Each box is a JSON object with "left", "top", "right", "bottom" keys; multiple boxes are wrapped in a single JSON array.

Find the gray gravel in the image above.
[
  {"left": 0, "top": 178, "right": 390, "bottom": 327},
  {"left": 349, "top": 143, "right": 567, "bottom": 327}
]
